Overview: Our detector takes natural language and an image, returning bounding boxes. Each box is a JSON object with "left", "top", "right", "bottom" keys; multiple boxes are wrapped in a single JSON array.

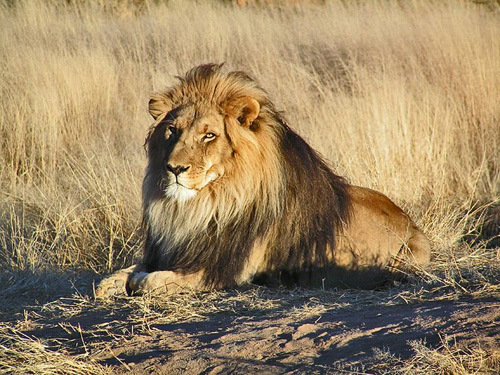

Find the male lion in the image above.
[{"left": 96, "top": 63, "right": 430, "bottom": 297}]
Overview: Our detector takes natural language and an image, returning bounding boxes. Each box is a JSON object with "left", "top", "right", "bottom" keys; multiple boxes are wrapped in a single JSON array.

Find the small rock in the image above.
[
  {"left": 208, "top": 365, "right": 226, "bottom": 375},
  {"left": 292, "top": 323, "right": 317, "bottom": 340}
]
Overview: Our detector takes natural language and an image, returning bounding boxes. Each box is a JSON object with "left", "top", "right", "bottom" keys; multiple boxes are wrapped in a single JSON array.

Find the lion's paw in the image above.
[
  {"left": 95, "top": 275, "right": 129, "bottom": 299},
  {"left": 95, "top": 265, "right": 140, "bottom": 299}
]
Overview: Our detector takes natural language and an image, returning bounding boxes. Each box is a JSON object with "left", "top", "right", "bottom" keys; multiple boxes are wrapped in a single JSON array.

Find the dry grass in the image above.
[
  {"left": 403, "top": 338, "right": 500, "bottom": 375},
  {"left": 0, "top": 324, "right": 108, "bottom": 375},
  {"left": 1, "top": 0, "right": 499, "bottom": 373},
  {"left": 373, "top": 336, "right": 500, "bottom": 375}
]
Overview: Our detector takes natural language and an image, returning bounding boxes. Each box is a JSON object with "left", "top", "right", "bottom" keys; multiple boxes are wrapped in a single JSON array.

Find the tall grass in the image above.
[{"left": 1, "top": 0, "right": 499, "bottom": 274}]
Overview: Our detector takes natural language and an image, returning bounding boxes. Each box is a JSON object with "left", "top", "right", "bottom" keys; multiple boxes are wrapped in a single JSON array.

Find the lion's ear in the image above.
[
  {"left": 225, "top": 96, "right": 260, "bottom": 128},
  {"left": 149, "top": 94, "right": 172, "bottom": 120}
]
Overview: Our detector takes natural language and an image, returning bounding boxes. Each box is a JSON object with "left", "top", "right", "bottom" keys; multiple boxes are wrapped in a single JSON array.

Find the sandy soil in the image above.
[{"left": 10, "top": 281, "right": 499, "bottom": 374}]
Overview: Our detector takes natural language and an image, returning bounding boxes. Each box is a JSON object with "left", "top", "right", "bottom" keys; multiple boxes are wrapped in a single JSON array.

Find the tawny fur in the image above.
[{"left": 96, "top": 64, "right": 430, "bottom": 298}]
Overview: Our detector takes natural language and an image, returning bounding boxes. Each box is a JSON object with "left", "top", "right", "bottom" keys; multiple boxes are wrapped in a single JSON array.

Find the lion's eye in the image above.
[
  {"left": 166, "top": 126, "right": 179, "bottom": 139},
  {"left": 203, "top": 133, "right": 216, "bottom": 142}
]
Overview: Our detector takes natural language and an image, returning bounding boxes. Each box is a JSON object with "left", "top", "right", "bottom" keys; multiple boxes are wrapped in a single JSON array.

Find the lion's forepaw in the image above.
[
  {"left": 94, "top": 264, "right": 140, "bottom": 299},
  {"left": 95, "top": 276, "right": 128, "bottom": 299}
]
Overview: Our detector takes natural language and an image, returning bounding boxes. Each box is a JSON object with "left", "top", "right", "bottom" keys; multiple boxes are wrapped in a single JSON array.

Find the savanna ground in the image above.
[{"left": 1, "top": 0, "right": 500, "bottom": 373}]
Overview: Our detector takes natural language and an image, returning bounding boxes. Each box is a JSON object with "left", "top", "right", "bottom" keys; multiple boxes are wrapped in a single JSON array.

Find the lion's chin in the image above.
[{"left": 165, "top": 183, "right": 197, "bottom": 203}]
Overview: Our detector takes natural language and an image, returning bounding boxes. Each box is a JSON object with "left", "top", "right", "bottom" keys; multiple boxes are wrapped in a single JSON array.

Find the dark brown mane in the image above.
[{"left": 261, "top": 117, "right": 352, "bottom": 285}]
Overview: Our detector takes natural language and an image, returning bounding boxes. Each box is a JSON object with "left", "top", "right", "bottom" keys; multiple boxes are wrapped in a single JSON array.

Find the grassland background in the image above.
[{"left": 1, "top": 0, "right": 499, "bottom": 286}]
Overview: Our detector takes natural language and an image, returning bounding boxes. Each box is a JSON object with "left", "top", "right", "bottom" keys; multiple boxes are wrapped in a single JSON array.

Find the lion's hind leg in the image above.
[
  {"left": 406, "top": 230, "right": 432, "bottom": 267},
  {"left": 391, "top": 229, "right": 431, "bottom": 275},
  {"left": 95, "top": 264, "right": 145, "bottom": 299}
]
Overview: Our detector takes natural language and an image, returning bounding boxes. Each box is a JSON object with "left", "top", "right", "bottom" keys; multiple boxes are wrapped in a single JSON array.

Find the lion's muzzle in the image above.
[{"left": 166, "top": 163, "right": 190, "bottom": 176}]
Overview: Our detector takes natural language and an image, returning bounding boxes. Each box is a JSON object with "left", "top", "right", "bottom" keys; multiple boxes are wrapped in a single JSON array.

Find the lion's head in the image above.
[
  {"left": 143, "top": 65, "right": 286, "bottom": 234},
  {"left": 147, "top": 93, "right": 260, "bottom": 202}
]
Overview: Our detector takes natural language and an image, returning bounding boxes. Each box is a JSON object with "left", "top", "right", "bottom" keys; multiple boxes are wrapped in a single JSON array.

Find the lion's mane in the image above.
[{"left": 142, "top": 64, "right": 351, "bottom": 288}]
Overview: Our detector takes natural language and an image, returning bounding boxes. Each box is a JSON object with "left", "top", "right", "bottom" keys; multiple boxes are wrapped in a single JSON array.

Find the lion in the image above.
[{"left": 96, "top": 63, "right": 430, "bottom": 298}]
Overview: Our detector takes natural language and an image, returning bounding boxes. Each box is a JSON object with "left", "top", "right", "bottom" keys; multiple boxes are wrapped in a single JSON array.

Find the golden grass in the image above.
[{"left": 1, "top": 0, "right": 499, "bottom": 275}]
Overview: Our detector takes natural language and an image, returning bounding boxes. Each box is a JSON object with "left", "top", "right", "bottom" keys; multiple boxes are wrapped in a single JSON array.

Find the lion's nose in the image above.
[{"left": 166, "top": 164, "right": 190, "bottom": 176}]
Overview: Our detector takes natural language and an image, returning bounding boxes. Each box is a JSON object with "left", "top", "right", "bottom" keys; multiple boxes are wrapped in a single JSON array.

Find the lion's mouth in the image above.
[
  {"left": 164, "top": 182, "right": 198, "bottom": 202},
  {"left": 171, "top": 181, "right": 193, "bottom": 190},
  {"left": 162, "top": 165, "right": 222, "bottom": 202}
]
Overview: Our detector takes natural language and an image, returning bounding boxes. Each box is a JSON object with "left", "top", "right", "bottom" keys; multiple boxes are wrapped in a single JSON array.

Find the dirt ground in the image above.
[
  {"left": 2, "top": 273, "right": 499, "bottom": 374},
  {"left": 102, "top": 297, "right": 499, "bottom": 374}
]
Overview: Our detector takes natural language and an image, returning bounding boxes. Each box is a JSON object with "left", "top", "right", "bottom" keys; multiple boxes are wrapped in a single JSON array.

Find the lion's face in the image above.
[
  {"left": 151, "top": 105, "right": 232, "bottom": 202},
  {"left": 146, "top": 75, "right": 262, "bottom": 204}
]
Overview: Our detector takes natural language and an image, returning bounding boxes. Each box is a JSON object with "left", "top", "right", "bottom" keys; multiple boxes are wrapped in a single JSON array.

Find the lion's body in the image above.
[{"left": 96, "top": 64, "right": 430, "bottom": 297}]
